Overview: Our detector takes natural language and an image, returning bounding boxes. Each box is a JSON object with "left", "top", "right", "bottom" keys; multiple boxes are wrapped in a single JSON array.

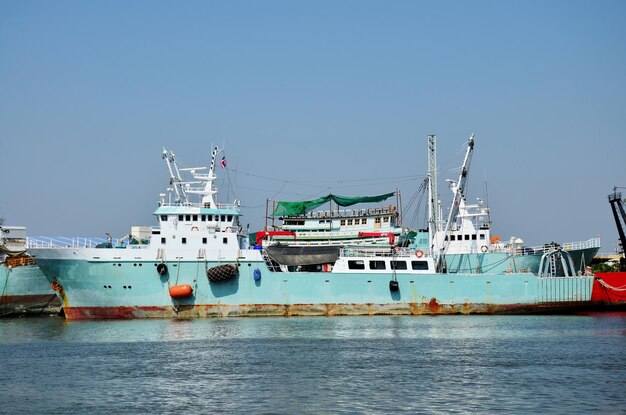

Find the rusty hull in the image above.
[
  {"left": 0, "top": 294, "right": 62, "bottom": 317},
  {"left": 62, "top": 299, "right": 595, "bottom": 320}
]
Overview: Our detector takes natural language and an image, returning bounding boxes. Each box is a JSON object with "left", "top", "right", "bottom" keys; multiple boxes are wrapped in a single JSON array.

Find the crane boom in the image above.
[{"left": 436, "top": 134, "right": 475, "bottom": 272}]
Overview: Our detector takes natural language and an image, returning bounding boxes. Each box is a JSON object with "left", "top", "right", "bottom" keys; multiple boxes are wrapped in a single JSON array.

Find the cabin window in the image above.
[
  {"left": 161, "top": 237, "right": 166, "bottom": 244},
  {"left": 445, "top": 235, "right": 449, "bottom": 241},
  {"left": 160, "top": 215, "right": 167, "bottom": 221},
  {"left": 319, "top": 220, "right": 324, "bottom": 224},
  {"left": 178, "top": 215, "right": 183, "bottom": 221},
  {"left": 450, "top": 235, "right": 455, "bottom": 241},
  {"left": 193, "top": 215, "right": 198, "bottom": 221},
  {"left": 411, "top": 261, "right": 429, "bottom": 270},
  {"left": 479, "top": 234, "right": 485, "bottom": 240},
  {"left": 354, "top": 219, "right": 360, "bottom": 225},
  {"left": 348, "top": 260, "right": 365, "bottom": 270},
  {"left": 221, "top": 215, "right": 226, "bottom": 222},
  {"left": 362, "top": 218, "right": 367, "bottom": 224},
  {"left": 375, "top": 217, "right": 381, "bottom": 224},
  {"left": 182, "top": 238, "right": 187, "bottom": 244},
  {"left": 347, "top": 219, "right": 353, "bottom": 225},
  {"left": 184, "top": 215, "right": 190, "bottom": 221},
  {"left": 383, "top": 216, "right": 389, "bottom": 222},
  {"left": 472, "top": 234, "right": 477, "bottom": 240},
  {"left": 227, "top": 215, "right": 233, "bottom": 222},
  {"left": 340, "top": 220, "right": 346, "bottom": 226},
  {"left": 223, "top": 237, "right": 227, "bottom": 244},
  {"left": 464, "top": 235, "right": 470, "bottom": 241},
  {"left": 391, "top": 261, "right": 407, "bottom": 270},
  {"left": 202, "top": 237, "right": 207, "bottom": 244},
  {"left": 201, "top": 215, "right": 206, "bottom": 221},
  {"left": 369, "top": 260, "right": 386, "bottom": 270}
]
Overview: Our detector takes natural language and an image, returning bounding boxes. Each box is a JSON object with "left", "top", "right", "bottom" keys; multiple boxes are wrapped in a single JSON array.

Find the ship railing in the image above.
[
  {"left": 270, "top": 229, "right": 398, "bottom": 238},
  {"left": 341, "top": 247, "right": 429, "bottom": 258},
  {"left": 284, "top": 206, "right": 397, "bottom": 219},
  {"left": 27, "top": 236, "right": 119, "bottom": 249},
  {"left": 158, "top": 201, "right": 239, "bottom": 210},
  {"left": 490, "top": 237, "right": 601, "bottom": 256}
]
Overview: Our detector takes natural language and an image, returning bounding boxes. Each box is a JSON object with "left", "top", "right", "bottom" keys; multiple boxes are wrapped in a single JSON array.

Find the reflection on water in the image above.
[{"left": 1, "top": 314, "right": 625, "bottom": 414}]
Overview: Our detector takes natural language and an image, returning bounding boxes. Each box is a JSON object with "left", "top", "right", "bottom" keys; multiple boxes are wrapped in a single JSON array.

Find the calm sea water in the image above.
[{"left": 0, "top": 314, "right": 625, "bottom": 414}]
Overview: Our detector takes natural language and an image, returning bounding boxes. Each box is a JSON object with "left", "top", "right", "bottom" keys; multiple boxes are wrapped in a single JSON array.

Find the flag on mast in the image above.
[{"left": 219, "top": 156, "right": 227, "bottom": 169}]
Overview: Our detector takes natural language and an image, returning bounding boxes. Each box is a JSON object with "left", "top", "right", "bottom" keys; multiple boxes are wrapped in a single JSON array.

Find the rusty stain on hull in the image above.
[
  {"left": 0, "top": 294, "right": 61, "bottom": 316},
  {"left": 62, "top": 300, "right": 596, "bottom": 320}
]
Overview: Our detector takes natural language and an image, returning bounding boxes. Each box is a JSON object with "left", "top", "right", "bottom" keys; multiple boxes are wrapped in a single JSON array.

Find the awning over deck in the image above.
[{"left": 271, "top": 192, "right": 395, "bottom": 217}]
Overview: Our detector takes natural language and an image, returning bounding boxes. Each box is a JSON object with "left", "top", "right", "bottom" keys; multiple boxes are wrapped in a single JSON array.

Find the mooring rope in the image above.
[{"left": 596, "top": 278, "right": 626, "bottom": 292}]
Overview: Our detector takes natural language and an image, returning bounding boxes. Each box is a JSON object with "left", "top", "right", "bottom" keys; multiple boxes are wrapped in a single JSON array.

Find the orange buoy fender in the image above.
[{"left": 169, "top": 284, "right": 193, "bottom": 298}]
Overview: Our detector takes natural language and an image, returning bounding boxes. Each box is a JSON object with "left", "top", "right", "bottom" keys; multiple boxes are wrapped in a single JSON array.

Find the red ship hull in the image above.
[{"left": 592, "top": 272, "right": 626, "bottom": 307}]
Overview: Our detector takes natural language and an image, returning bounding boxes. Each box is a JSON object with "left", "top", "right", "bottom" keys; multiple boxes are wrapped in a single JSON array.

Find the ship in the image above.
[
  {"left": 1, "top": 225, "right": 61, "bottom": 317},
  {"left": 258, "top": 135, "right": 599, "bottom": 276},
  {"left": 258, "top": 192, "right": 404, "bottom": 247},
  {"left": 591, "top": 188, "right": 626, "bottom": 308},
  {"left": 29, "top": 139, "right": 596, "bottom": 320}
]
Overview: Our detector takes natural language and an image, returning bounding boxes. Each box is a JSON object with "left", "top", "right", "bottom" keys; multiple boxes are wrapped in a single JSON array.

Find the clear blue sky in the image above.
[{"left": 1, "top": 0, "right": 625, "bottom": 248}]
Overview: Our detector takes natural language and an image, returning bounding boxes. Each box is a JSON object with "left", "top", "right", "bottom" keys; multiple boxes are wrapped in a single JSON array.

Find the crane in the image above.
[{"left": 608, "top": 186, "right": 626, "bottom": 271}]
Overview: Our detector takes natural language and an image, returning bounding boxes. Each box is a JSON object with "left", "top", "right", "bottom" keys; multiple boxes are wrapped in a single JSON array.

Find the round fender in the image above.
[{"left": 157, "top": 263, "right": 168, "bottom": 275}]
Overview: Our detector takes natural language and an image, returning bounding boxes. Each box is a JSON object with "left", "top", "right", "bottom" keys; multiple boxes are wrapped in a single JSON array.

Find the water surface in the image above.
[{"left": 1, "top": 314, "right": 624, "bottom": 414}]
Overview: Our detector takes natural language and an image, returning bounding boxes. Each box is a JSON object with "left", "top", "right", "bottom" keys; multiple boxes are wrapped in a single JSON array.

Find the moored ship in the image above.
[
  {"left": 1, "top": 226, "right": 61, "bottom": 317},
  {"left": 260, "top": 134, "right": 600, "bottom": 276},
  {"left": 29, "top": 140, "right": 597, "bottom": 320}
]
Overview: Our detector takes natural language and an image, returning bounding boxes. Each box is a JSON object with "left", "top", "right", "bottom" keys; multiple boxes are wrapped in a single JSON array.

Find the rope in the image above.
[
  {"left": 1, "top": 266, "right": 10, "bottom": 312},
  {"left": 596, "top": 278, "right": 626, "bottom": 292}
]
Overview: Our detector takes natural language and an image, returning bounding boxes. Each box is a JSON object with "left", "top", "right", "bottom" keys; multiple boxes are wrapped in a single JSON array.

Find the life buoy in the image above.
[
  {"left": 50, "top": 281, "right": 62, "bottom": 291},
  {"left": 225, "top": 227, "right": 232, "bottom": 233},
  {"left": 480, "top": 245, "right": 488, "bottom": 253},
  {"left": 415, "top": 249, "right": 424, "bottom": 258},
  {"left": 191, "top": 226, "right": 199, "bottom": 231}
]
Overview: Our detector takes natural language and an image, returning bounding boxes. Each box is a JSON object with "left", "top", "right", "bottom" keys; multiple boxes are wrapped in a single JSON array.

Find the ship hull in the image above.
[
  {"left": 592, "top": 272, "right": 626, "bottom": 309},
  {"left": 1, "top": 264, "right": 62, "bottom": 317},
  {"left": 33, "top": 249, "right": 595, "bottom": 320}
]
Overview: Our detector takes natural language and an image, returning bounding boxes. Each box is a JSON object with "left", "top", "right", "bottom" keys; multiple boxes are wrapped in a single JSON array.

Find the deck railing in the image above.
[
  {"left": 158, "top": 201, "right": 239, "bottom": 210},
  {"left": 27, "top": 236, "right": 119, "bottom": 249},
  {"left": 284, "top": 206, "right": 397, "bottom": 219},
  {"left": 490, "top": 237, "right": 601, "bottom": 256},
  {"left": 341, "top": 247, "right": 430, "bottom": 258}
]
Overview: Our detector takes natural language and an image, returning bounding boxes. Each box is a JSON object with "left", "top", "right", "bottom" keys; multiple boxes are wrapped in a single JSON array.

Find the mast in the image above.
[
  {"left": 427, "top": 134, "right": 438, "bottom": 255},
  {"left": 436, "top": 134, "right": 475, "bottom": 272},
  {"left": 184, "top": 146, "right": 220, "bottom": 208}
]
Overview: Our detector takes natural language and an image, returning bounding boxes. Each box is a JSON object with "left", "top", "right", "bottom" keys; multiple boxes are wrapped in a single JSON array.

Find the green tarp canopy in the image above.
[{"left": 271, "top": 192, "right": 395, "bottom": 217}]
